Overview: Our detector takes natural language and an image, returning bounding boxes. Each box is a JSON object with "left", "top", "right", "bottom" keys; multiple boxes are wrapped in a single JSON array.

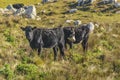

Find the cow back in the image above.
[{"left": 42, "top": 27, "right": 64, "bottom": 48}]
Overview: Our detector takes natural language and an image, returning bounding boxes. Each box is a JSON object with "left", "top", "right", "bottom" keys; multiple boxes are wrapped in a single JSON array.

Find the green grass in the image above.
[{"left": 0, "top": 0, "right": 120, "bottom": 80}]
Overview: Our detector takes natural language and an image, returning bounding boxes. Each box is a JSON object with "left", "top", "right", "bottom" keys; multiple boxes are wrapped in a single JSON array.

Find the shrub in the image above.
[
  {"left": 72, "top": 53, "right": 84, "bottom": 64},
  {"left": 0, "top": 64, "right": 14, "bottom": 80},
  {"left": 3, "top": 29, "right": 15, "bottom": 43},
  {"left": 16, "top": 63, "right": 38, "bottom": 75}
]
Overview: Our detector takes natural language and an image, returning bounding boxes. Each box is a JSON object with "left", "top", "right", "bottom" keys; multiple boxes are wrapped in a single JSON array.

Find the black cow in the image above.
[
  {"left": 21, "top": 25, "right": 75, "bottom": 60},
  {"left": 74, "top": 25, "right": 90, "bottom": 52},
  {"left": 64, "top": 23, "right": 94, "bottom": 52},
  {"left": 63, "top": 27, "right": 76, "bottom": 49}
]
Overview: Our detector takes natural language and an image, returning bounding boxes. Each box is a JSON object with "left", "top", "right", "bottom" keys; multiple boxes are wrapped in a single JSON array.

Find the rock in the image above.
[
  {"left": 42, "top": 0, "right": 58, "bottom": 3},
  {"left": 14, "top": 5, "right": 37, "bottom": 19},
  {"left": 103, "top": 0, "right": 117, "bottom": 4},
  {"left": 6, "top": 4, "right": 36, "bottom": 18},
  {"left": 110, "top": 0, "right": 117, "bottom": 3},
  {"left": 6, "top": 4, "right": 17, "bottom": 13},
  {"left": 74, "top": 20, "right": 82, "bottom": 26},
  {"left": 2, "top": 8, "right": 13, "bottom": 15},
  {"left": 4, "top": 8, "right": 10, "bottom": 12},
  {"left": 77, "top": 0, "right": 84, "bottom": 6},
  {"left": 24, "top": 5, "right": 36, "bottom": 19},
  {"left": 69, "top": 9, "right": 78, "bottom": 13},
  {"left": 114, "top": 2, "right": 120, "bottom": 8},
  {"left": 12, "top": 3, "right": 24, "bottom": 9},
  {"left": 65, "top": 20, "right": 74, "bottom": 23},
  {"left": 102, "top": 0, "right": 110, "bottom": 4},
  {"left": 86, "top": 0, "right": 96, "bottom": 4},
  {"left": 14, "top": 8, "right": 25, "bottom": 16},
  {"left": 42, "top": 0, "right": 49, "bottom": 3},
  {"left": 77, "top": 0, "right": 96, "bottom": 6},
  {"left": 90, "top": 0, "right": 96, "bottom": 3},
  {"left": 116, "top": 11, "right": 120, "bottom": 14}
]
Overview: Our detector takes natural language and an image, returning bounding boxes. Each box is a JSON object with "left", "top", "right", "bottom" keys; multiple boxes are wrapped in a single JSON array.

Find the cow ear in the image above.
[{"left": 20, "top": 27, "right": 25, "bottom": 31}]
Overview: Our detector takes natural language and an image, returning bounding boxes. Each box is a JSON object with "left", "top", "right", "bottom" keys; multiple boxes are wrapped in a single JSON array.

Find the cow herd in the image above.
[{"left": 21, "top": 22, "right": 94, "bottom": 60}]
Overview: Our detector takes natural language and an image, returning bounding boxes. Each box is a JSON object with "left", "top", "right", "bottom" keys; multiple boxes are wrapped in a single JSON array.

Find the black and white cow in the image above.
[
  {"left": 64, "top": 22, "right": 94, "bottom": 52},
  {"left": 21, "top": 25, "right": 75, "bottom": 60}
]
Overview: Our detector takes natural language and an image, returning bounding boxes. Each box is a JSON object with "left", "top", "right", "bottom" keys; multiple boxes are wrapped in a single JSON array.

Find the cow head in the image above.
[
  {"left": 21, "top": 26, "right": 36, "bottom": 42},
  {"left": 68, "top": 27, "right": 76, "bottom": 42},
  {"left": 64, "top": 27, "right": 76, "bottom": 42},
  {"left": 74, "top": 26, "right": 87, "bottom": 43}
]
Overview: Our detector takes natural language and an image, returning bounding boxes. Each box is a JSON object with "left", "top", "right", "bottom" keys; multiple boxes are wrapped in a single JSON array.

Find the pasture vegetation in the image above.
[{"left": 0, "top": 0, "right": 120, "bottom": 80}]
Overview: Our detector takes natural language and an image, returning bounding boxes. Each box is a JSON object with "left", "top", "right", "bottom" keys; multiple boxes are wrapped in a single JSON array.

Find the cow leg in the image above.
[
  {"left": 53, "top": 46, "right": 58, "bottom": 61},
  {"left": 65, "top": 41, "right": 67, "bottom": 49},
  {"left": 58, "top": 43, "right": 65, "bottom": 60},
  {"left": 65, "top": 41, "right": 73, "bottom": 49},
  {"left": 68, "top": 42, "right": 73, "bottom": 49},
  {"left": 82, "top": 37, "right": 88, "bottom": 53},
  {"left": 38, "top": 46, "right": 42, "bottom": 55}
]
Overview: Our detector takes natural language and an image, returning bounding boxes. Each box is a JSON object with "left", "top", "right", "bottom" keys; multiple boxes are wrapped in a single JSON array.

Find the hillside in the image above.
[{"left": 0, "top": 0, "right": 120, "bottom": 80}]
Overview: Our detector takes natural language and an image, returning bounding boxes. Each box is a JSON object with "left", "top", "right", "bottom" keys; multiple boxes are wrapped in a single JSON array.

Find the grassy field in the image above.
[{"left": 0, "top": 0, "right": 120, "bottom": 80}]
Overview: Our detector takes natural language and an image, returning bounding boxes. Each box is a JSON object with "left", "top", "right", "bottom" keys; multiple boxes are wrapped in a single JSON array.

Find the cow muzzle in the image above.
[{"left": 68, "top": 36, "right": 76, "bottom": 42}]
